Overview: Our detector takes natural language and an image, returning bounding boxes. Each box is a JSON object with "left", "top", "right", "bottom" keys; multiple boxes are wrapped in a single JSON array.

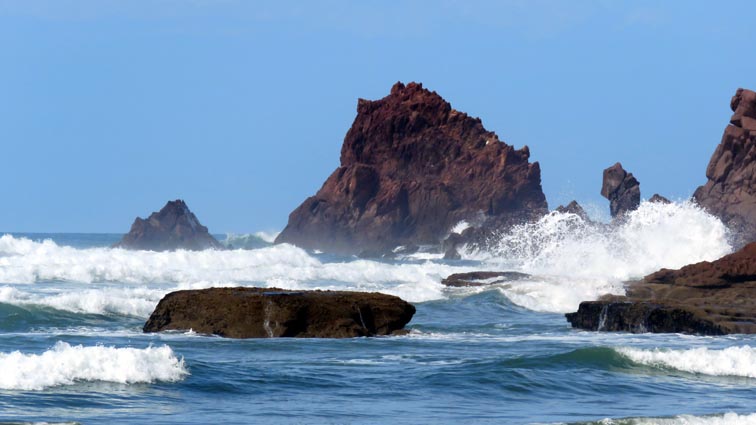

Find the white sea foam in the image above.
[
  {"left": 616, "top": 345, "right": 756, "bottom": 378},
  {"left": 581, "top": 412, "right": 756, "bottom": 425},
  {"left": 475, "top": 201, "right": 731, "bottom": 280},
  {"left": 0, "top": 236, "right": 467, "bottom": 303},
  {"left": 0, "top": 286, "right": 164, "bottom": 317},
  {"left": 456, "top": 201, "right": 732, "bottom": 312},
  {"left": 0, "top": 341, "right": 188, "bottom": 390}
]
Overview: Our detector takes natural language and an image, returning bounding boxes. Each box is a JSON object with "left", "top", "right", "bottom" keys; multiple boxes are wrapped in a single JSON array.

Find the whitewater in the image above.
[{"left": 0, "top": 201, "right": 753, "bottom": 424}]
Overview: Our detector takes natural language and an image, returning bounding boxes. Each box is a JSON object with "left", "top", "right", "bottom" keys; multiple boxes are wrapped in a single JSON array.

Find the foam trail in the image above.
[
  {"left": 616, "top": 345, "right": 756, "bottom": 378},
  {"left": 566, "top": 412, "right": 756, "bottom": 425},
  {"left": 0, "top": 341, "right": 188, "bottom": 390}
]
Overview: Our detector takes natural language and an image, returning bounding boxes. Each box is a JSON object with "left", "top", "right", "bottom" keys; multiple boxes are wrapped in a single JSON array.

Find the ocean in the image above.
[{"left": 0, "top": 201, "right": 754, "bottom": 424}]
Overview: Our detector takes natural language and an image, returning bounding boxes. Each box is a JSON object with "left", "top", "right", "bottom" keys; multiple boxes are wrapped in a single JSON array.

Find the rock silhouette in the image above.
[{"left": 601, "top": 162, "right": 640, "bottom": 218}]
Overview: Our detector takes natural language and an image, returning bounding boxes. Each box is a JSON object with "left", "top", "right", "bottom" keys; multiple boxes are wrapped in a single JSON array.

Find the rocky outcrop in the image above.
[
  {"left": 601, "top": 163, "right": 640, "bottom": 218},
  {"left": 566, "top": 242, "right": 756, "bottom": 335},
  {"left": 649, "top": 194, "right": 671, "bottom": 204},
  {"left": 275, "top": 82, "right": 548, "bottom": 255},
  {"left": 115, "top": 200, "right": 222, "bottom": 251},
  {"left": 143, "top": 287, "right": 416, "bottom": 338},
  {"left": 694, "top": 88, "right": 756, "bottom": 246},
  {"left": 441, "top": 271, "right": 530, "bottom": 287},
  {"left": 555, "top": 200, "right": 589, "bottom": 221}
]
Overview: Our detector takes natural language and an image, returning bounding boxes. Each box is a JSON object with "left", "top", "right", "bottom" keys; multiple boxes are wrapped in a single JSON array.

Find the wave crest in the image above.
[
  {"left": 616, "top": 345, "right": 756, "bottom": 378},
  {"left": 0, "top": 341, "right": 188, "bottom": 390}
]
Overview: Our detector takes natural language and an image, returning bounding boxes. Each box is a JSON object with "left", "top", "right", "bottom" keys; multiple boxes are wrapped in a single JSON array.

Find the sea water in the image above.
[{"left": 0, "top": 201, "right": 753, "bottom": 424}]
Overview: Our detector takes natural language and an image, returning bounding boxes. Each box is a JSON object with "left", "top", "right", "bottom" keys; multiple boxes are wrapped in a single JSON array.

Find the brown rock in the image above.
[
  {"left": 566, "top": 242, "right": 756, "bottom": 335},
  {"left": 143, "top": 287, "right": 416, "bottom": 338},
  {"left": 115, "top": 200, "right": 222, "bottom": 251},
  {"left": 275, "top": 82, "right": 548, "bottom": 254},
  {"left": 601, "top": 163, "right": 640, "bottom": 218},
  {"left": 694, "top": 88, "right": 756, "bottom": 246},
  {"left": 442, "top": 271, "right": 530, "bottom": 287}
]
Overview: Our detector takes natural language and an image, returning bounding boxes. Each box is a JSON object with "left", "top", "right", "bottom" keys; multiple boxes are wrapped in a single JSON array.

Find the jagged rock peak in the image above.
[
  {"left": 601, "top": 162, "right": 640, "bottom": 218},
  {"left": 276, "top": 81, "right": 548, "bottom": 254},
  {"left": 115, "top": 199, "right": 223, "bottom": 252}
]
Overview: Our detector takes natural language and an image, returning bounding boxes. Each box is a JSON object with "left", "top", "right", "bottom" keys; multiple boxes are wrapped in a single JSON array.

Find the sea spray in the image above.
[{"left": 0, "top": 341, "right": 188, "bottom": 390}]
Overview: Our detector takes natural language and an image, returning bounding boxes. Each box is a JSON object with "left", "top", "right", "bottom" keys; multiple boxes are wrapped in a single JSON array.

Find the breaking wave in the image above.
[
  {"left": 474, "top": 200, "right": 731, "bottom": 280},
  {"left": 563, "top": 412, "right": 756, "bottom": 425},
  {"left": 616, "top": 346, "right": 756, "bottom": 378},
  {"left": 0, "top": 341, "right": 188, "bottom": 390}
]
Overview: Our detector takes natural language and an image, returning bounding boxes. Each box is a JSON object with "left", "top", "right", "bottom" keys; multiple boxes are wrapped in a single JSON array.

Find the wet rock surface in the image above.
[
  {"left": 115, "top": 200, "right": 222, "bottom": 251},
  {"left": 566, "top": 242, "right": 756, "bottom": 335},
  {"left": 143, "top": 287, "right": 416, "bottom": 338},
  {"left": 276, "top": 82, "right": 548, "bottom": 255},
  {"left": 694, "top": 88, "right": 756, "bottom": 246},
  {"left": 442, "top": 271, "right": 530, "bottom": 287},
  {"left": 601, "top": 162, "right": 641, "bottom": 218}
]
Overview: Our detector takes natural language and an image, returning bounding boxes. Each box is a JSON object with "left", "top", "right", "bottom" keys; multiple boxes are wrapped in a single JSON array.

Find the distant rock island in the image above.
[
  {"left": 143, "top": 287, "right": 416, "bottom": 338},
  {"left": 115, "top": 199, "right": 223, "bottom": 251},
  {"left": 601, "top": 162, "right": 640, "bottom": 218},
  {"left": 275, "top": 82, "right": 547, "bottom": 255},
  {"left": 694, "top": 88, "right": 756, "bottom": 246}
]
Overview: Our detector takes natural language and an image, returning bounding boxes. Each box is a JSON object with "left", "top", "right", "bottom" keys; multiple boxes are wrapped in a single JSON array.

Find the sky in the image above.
[{"left": 1, "top": 0, "right": 755, "bottom": 233}]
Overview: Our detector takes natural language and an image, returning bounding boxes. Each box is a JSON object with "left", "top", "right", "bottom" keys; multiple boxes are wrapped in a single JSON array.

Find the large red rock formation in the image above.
[
  {"left": 694, "top": 88, "right": 756, "bottom": 245},
  {"left": 275, "top": 82, "right": 548, "bottom": 254}
]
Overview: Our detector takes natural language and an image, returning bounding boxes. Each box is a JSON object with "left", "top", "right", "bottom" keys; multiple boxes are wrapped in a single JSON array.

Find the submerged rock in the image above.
[
  {"left": 275, "top": 81, "right": 548, "bottom": 255},
  {"left": 115, "top": 200, "right": 222, "bottom": 251},
  {"left": 143, "top": 287, "right": 416, "bottom": 338},
  {"left": 693, "top": 88, "right": 756, "bottom": 246},
  {"left": 601, "top": 162, "right": 640, "bottom": 218},
  {"left": 442, "top": 271, "right": 530, "bottom": 287},
  {"left": 566, "top": 242, "right": 756, "bottom": 335}
]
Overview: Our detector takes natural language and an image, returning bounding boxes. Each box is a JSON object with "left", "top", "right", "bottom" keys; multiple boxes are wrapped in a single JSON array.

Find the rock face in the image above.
[
  {"left": 143, "top": 287, "right": 416, "bottom": 338},
  {"left": 648, "top": 194, "right": 671, "bottom": 204},
  {"left": 115, "top": 200, "right": 223, "bottom": 251},
  {"left": 441, "top": 271, "right": 530, "bottom": 287},
  {"left": 275, "top": 82, "right": 548, "bottom": 254},
  {"left": 555, "top": 200, "right": 589, "bottom": 221},
  {"left": 694, "top": 88, "right": 756, "bottom": 245},
  {"left": 566, "top": 242, "right": 756, "bottom": 335},
  {"left": 601, "top": 162, "right": 640, "bottom": 218}
]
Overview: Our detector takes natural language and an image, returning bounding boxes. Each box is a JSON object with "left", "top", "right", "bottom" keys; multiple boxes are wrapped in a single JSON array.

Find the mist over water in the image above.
[{"left": 0, "top": 201, "right": 752, "bottom": 424}]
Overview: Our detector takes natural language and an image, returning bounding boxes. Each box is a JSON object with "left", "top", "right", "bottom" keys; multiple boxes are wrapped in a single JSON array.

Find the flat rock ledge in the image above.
[
  {"left": 143, "top": 287, "right": 416, "bottom": 338},
  {"left": 442, "top": 271, "right": 530, "bottom": 287},
  {"left": 565, "top": 242, "right": 756, "bottom": 335}
]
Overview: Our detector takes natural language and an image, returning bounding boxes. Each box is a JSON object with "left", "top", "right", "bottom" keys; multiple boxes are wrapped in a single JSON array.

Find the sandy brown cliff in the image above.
[{"left": 276, "top": 82, "right": 547, "bottom": 254}]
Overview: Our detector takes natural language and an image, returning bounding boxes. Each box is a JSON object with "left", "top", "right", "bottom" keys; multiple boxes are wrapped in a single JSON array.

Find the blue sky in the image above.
[{"left": 1, "top": 1, "right": 755, "bottom": 233}]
